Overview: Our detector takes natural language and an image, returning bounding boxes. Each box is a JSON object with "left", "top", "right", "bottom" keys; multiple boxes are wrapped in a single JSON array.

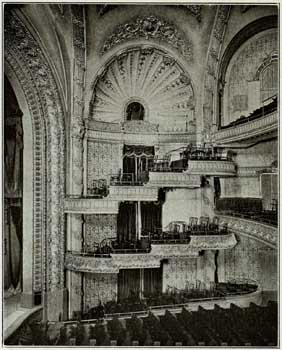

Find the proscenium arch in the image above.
[
  {"left": 4, "top": 9, "right": 66, "bottom": 320},
  {"left": 216, "top": 15, "right": 278, "bottom": 127}
]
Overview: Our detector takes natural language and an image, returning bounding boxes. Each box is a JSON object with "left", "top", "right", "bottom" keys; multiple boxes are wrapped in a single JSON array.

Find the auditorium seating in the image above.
[
  {"left": 220, "top": 96, "right": 277, "bottom": 130},
  {"left": 9, "top": 301, "right": 277, "bottom": 345},
  {"left": 216, "top": 197, "right": 277, "bottom": 226}
]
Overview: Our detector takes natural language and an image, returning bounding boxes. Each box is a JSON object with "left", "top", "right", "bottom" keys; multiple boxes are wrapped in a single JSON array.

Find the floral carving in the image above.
[
  {"left": 5, "top": 10, "right": 66, "bottom": 295},
  {"left": 202, "top": 5, "right": 231, "bottom": 142},
  {"left": 102, "top": 16, "right": 192, "bottom": 61}
]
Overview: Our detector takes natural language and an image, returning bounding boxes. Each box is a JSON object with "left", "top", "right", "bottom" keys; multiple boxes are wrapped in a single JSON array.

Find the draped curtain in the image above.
[
  {"left": 144, "top": 268, "right": 162, "bottom": 296},
  {"left": 117, "top": 202, "right": 136, "bottom": 241},
  {"left": 123, "top": 145, "right": 154, "bottom": 182},
  {"left": 118, "top": 269, "right": 141, "bottom": 301},
  {"left": 4, "top": 77, "right": 23, "bottom": 296},
  {"left": 141, "top": 202, "right": 162, "bottom": 233}
]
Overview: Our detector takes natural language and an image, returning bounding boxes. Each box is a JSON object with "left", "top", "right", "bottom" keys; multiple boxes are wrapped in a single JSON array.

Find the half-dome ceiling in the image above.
[{"left": 90, "top": 48, "right": 195, "bottom": 132}]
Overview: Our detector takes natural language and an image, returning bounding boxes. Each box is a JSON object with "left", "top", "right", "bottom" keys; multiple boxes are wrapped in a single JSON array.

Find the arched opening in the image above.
[
  {"left": 4, "top": 75, "right": 23, "bottom": 299},
  {"left": 217, "top": 16, "right": 278, "bottom": 127},
  {"left": 126, "top": 101, "right": 145, "bottom": 121}
]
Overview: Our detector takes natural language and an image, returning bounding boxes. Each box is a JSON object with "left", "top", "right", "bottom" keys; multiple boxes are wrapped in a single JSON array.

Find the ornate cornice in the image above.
[
  {"left": 86, "top": 127, "right": 196, "bottom": 145},
  {"left": 108, "top": 186, "right": 159, "bottom": 201},
  {"left": 202, "top": 5, "right": 231, "bottom": 141},
  {"left": 185, "top": 160, "right": 236, "bottom": 177},
  {"left": 218, "top": 215, "right": 277, "bottom": 248},
  {"left": 64, "top": 197, "right": 119, "bottom": 214},
  {"left": 147, "top": 172, "right": 201, "bottom": 188},
  {"left": 102, "top": 16, "right": 193, "bottom": 61},
  {"left": 215, "top": 111, "right": 278, "bottom": 144},
  {"left": 5, "top": 11, "right": 66, "bottom": 293}
]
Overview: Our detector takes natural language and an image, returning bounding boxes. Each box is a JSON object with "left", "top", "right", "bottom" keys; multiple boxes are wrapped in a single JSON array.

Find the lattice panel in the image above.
[
  {"left": 84, "top": 273, "right": 118, "bottom": 310},
  {"left": 84, "top": 214, "right": 117, "bottom": 252},
  {"left": 87, "top": 141, "right": 121, "bottom": 186}
]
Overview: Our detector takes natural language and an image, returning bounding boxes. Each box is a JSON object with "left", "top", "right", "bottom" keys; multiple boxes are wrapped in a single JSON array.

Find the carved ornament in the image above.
[{"left": 102, "top": 16, "right": 192, "bottom": 60}]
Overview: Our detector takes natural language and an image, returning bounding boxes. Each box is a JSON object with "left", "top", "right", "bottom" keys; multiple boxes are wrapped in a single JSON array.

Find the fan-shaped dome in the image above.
[{"left": 90, "top": 48, "right": 195, "bottom": 132}]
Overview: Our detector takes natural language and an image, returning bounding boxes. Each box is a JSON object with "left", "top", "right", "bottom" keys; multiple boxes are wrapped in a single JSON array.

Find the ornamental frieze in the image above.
[
  {"left": 218, "top": 215, "right": 277, "bottom": 248},
  {"left": 102, "top": 16, "right": 193, "bottom": 61},
  {"left": 189, "top": 233, "right": 237, "bottom": 250}
]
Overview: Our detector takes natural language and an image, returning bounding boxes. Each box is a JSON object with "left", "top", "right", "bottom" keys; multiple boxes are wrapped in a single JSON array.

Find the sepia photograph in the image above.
[{"left": 2, "top": 1, "right": 279, "bottom": 346}]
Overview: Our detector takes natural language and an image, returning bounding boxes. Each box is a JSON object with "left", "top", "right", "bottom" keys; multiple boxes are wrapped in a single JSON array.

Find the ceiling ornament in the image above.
[
  {"left": 102, "top": 16, "right": 193, "bottom": 61},
  {"left": 90, "top": 48, "right": 195, "bottom": 132}
]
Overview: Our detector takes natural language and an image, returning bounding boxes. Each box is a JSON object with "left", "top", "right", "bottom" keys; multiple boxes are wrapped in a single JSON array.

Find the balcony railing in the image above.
[{"left": 110, "top": 173, "right": 148, "bottom": 186}]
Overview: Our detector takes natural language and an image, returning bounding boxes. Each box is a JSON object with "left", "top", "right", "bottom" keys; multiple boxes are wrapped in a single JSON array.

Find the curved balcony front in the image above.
[
  {"left": 215, "top": 110, "right": 277, "bottom": 145},
  {"left": 146, "top": 172, "right": 201, "bottom": 188},
  {"left": 64, "top": 197, "right": 119, "bottom": 214},
  {"left": 185, "top": 160, "right": 236, "bottom": 177},
  {"left": 218, "top": 214, "right": 277, "bottom": 248},
  {"left": 65, "top": 233, "right": 237, "bottom": 273},
  {"left": 108, "top": 185, "right": 158, "bottom": 201}
]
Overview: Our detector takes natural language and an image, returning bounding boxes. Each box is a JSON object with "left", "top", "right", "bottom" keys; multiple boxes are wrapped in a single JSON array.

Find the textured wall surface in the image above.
[
  {"left": 220, "top": 177, "right": 261, "bottom": 198},
  {"left": 162, "top": 252, "right": 216, "bottom": 292},
  {"left": 84, "top": 273, "right": 118, "bottom": 310},
  {"left": 85, "top": 214, "right": 117, "bottom": 251},
  {"left": 87, "top": 141, "right": 121, "bottom": 186},
  {"left": 218, "top": 234, "right": 277, "bottom": 291}
]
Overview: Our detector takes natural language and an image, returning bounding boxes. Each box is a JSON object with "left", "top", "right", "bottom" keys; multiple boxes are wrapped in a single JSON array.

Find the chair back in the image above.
[
  {"left": 189, "top": 217, "right": 198, "bottom": 226},
  {"left": 200, "top": 216, "right": 209, "bottom": 226}
]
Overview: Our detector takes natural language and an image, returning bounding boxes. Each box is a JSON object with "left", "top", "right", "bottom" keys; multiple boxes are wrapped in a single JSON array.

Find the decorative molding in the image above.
[
  {"left": 151, "top": 245, "right": 199, "bottom": 257},
  {"left": 237, "top": 166, "right": 273, "bottom": 177},
  {"left": 5, "top": 11, "right": 65, "bottom": 293},
  {"left": 102, "top": 16, "right": 193, "bottom": 60},
  {"left": 146, "top": 172, "right": 201, "bottom": 188},
  {"left": 111, "top": 254, "right": 161, "bottom": 269},
  {"left": 189, "top": 233, "right": 237, "bottom": 250},
  {"left": 218, "top": 215, "right": 277, "bottom": 248},
  {"left": 64, "top": 197, "right": 119, "bottom": 214},
  {"left": 65, "top": 252, "right": 119, "bottom": 273},
  {"left": 90, "top": 48, "right": 194, "bottom": 133},
  {"left": 185, "top": 160, "right": 236, "bottom": 176},
  {"left": 215, "top": 111, "right": 278, "bottom": 144},
  {"left": 109, "top": 186, "right": 159, "bottom": 201},
  {"left": 71, "top": 5, "right": 86, "bottom": 195},
  {"left": 86, "top": 127, "right": 196, "bottom": 145},
  {"left": 202, "top": 5, "right": 231, "bottom": 141},
  {"left": 185, "top": 5, "right": 202, "bottom": 22},
  {"left": 122, "top": 120, "right": 159, "bottom": 134}
]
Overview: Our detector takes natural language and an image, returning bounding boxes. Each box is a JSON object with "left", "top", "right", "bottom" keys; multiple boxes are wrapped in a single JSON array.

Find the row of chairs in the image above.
[{"left": 87, "top": 179, "right": 109, "bottom": 197}]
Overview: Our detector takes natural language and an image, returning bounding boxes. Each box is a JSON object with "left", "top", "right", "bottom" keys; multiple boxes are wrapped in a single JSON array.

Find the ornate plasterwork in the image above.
[
  {"left": 186, "top": 160, "right": 236, "bottom": 177},
  {"left": 218, "top": 215, "right": 277, "bottom": 248},
  {"left": 71, "top": 5, "right": 86, "bottom": 195},
  {"left": 147, "top": 172, "right": 201, "bottom": 188},
  {"left": 202, "top": 6, "right": 231, "bottom": 141},
  {"left": 108, "top": 186, "right": 159, "bottom": 201},
  {"left": 215, "top": 111, "right": 278, "bottom": 144},
  {"left": 237, "top": 166, "right": 273, "bottom": 178},
  {"left": 5, "top": 11, "right": 65, "bottom": 294},
  {"left": 64, "top": 197, "right": 119, "bottom": 214},
  {"left": 90, "top": 48, "right": 195, "bottom": 133},
  {"left": 189, "top": 233, "right": 237, "bottom": 250},
  {"left": 102, "top": 16, "right": 192, "bottom": 60},
  {"left": 121, "top": 120, "right": 159, "bottom": 134}
]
